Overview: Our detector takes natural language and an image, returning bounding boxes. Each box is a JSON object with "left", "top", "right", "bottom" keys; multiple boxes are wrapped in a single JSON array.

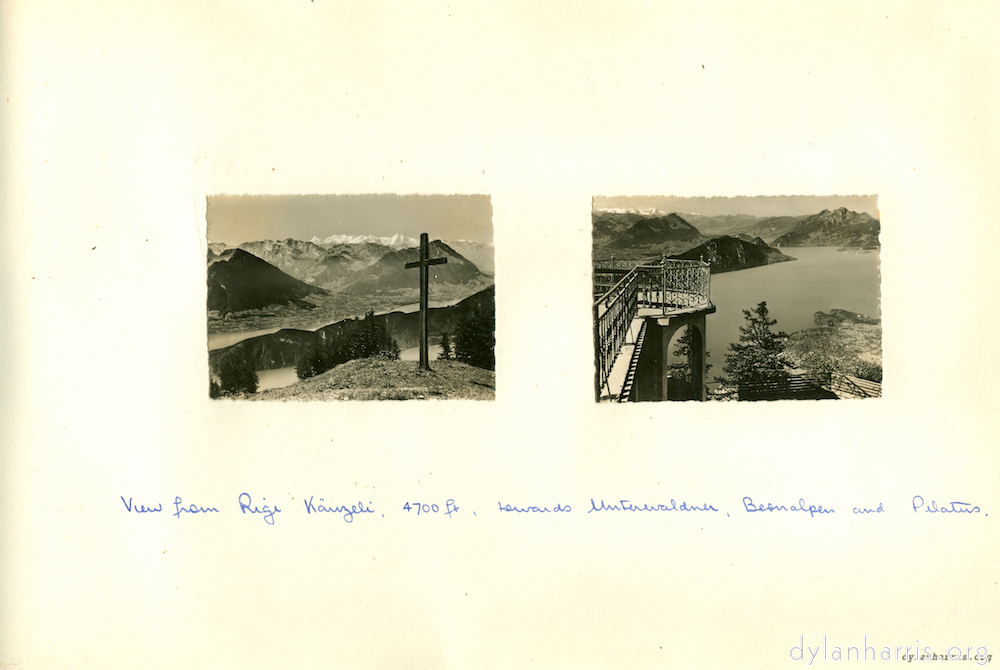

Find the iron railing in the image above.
[
  {"left": 593, "top": 258, "right": 712, "bottom": 399},
  {"left": 662, "top": 260, "right": 712, "bottom": 310},
  {"left": 593, "top": 267, "right": 640, "bottom": 399}
]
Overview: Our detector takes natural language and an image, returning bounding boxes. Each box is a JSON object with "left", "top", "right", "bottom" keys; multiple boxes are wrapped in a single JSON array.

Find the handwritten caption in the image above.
[{"left": 119, "top": 494, "right": 986, "bottom": 525}]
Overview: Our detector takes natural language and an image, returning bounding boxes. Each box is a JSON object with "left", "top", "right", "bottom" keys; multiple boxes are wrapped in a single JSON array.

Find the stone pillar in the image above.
[
  {"left": 634, "top": 317, "right": 662, "bottom": 402},
  {"left": 661, "top": 322, "right": 674, "bottom": 401},
  {"left": 691, "top": 314, "right": 706, "bottom": 401}
]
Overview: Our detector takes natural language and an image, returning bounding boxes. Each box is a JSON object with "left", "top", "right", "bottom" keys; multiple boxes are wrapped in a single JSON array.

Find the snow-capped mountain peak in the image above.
[
  {"left": 595, "top": 207, "right": 664, "bottom": 216},
  {"left": 320, "top": 233, "right": 419, "bottom": 248}
]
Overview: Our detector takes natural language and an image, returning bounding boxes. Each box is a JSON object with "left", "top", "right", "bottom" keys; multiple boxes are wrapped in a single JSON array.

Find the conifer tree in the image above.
[
  {"left": 295, "top": 309, "right": 399, "bottom": 380},
  {"left": 717, "top": 301, "right": 788, "bottom": 398},
  {"left": 454, "top": 306, "right": 495, "bottom": 371},
  {"left": 217, "top": 356, "right": 259, "bottom": 395}
]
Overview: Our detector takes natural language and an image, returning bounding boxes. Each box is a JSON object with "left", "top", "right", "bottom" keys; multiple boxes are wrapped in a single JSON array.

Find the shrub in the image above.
[
  {"left": 438, "top": 331, "right": 453, "bottom": 361},
  {"left": 854, "top": 361, "right": 882, "bottom": 383}
]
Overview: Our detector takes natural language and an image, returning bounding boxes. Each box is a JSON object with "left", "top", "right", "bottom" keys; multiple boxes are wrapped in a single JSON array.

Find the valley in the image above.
[{"left": 207, "top": 236, "right": 494, "bottom": 334}]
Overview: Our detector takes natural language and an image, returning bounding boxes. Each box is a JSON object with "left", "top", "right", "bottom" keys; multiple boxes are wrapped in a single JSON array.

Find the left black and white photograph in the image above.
[{"left": 206, "top": 194, "right": 495, "bottom": 400}]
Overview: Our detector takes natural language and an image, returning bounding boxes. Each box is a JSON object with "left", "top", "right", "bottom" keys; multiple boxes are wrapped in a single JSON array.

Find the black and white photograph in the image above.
[
  {"left": 207, "top": 194, "right": 495, "bottom": 400},
  {"left": 593, "top": 195, "right": 881, "bottom": 401}
]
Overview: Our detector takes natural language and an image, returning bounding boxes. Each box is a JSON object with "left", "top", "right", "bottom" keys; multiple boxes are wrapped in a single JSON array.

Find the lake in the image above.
[
  {"left": 247, "top": 345, "right": 446, "bottom": 393},
  {"left": 210, "top": 302, "right": 458, "bottom": 391},
  {"left": 257, "top": 366, "right": 299, "bottom": 391},
  {"left": 400, "top": 344, "right": 443, "bottom": 362},
  {"left": 208, "top": 328, "right": 282, "bottom": 351},
  {"left": 702, "top": 247, "right": 881, "bottom": 375}
]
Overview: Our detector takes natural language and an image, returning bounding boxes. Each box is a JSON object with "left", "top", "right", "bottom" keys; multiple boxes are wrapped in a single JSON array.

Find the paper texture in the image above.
[{"left": 2, "top": 1, "right": 997, "bottom": 668}]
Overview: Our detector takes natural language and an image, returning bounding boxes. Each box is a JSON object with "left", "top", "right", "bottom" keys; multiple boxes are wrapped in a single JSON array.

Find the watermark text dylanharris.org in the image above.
[{"left": 790, "top": 636, "right": 992, "bottom": 666}]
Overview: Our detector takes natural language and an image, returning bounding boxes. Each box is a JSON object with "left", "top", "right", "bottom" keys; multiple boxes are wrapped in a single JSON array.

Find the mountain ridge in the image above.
[
  {"left": 771, "top": 208, "right": 880, "bottom": 248},
  {"left": 671, "top": 235, "right": 794, "bottom": 273},
  {"left": 207, "top": 249, "right": 328, "bottom": 315},
  {"left": 209, "top": 237, "right": 494, "bottom": 290},
  {"left": 593, "top": 211, "right": 707, "bottom": 257},
  {"left": 341, "top": 240, "right": 485, "bottom": 295}
]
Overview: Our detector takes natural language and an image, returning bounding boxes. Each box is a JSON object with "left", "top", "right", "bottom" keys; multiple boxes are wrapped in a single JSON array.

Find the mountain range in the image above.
[
  {"left": 593, "top": 207, "right": 878, "bottom": 275},
  {"left": 771, "top": 208, "right": 880, "bottom": 248},
  {"left": 207, "top": 249, "right": 328, "bottom": 314},
  {"left": 208, "top": 238, "right": 395, "bottom": 288},
  {"left": 593, "top": 211, "right": 703, "bottom": 250},
  {"left": 309, "top": 233, "right": 418, "bottom": 247},
  {"left": 210, "top": 237, "right": 494, "bottom": 289},
  {"left": 671, "top": 235, "right": 795, "bottom": 274},
  {"left": 443, "top": 240, "right": 495, "bottom": 275},
  {"left": 683, "top": 213, "right": 808, "bottom": 241},
  {"left": 207, "top": 237, "right": 493, "bottom": 319},
  {"left": 594, "top": 207, "right": 880, "bottom": 253},
  {"left": 341, "top": 240, "right": 484, "bottom": 295}
]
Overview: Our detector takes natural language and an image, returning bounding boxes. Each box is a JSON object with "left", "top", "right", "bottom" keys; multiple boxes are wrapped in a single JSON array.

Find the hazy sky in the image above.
[
  {"left": 593, "top": 195, "right": 879, "bottom": 218},
  {"left": 208, "top": 194, "right": 493, "bottom": 246}
]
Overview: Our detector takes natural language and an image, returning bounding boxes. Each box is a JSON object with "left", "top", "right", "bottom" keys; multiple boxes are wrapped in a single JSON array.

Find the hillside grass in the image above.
[{"left": 248, "top": 357, "right": 495, "bottom": 401}]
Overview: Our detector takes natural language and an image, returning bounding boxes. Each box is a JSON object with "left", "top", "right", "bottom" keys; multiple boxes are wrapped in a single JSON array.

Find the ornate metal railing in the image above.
[
  {"left": 593, "top": 257, "right": 712, "bottom": 399},
  {"left": 593, "top": 268, "right": 640, "bottom": 399},
  {"left": 594, "top": 256, "right": 663, "bottom": 271},
  {"left": 662, "top": 259, "right": 711, "bottom": 310},
  {"left": 593, "top": 256, "right": 663, "bottom": 295}
]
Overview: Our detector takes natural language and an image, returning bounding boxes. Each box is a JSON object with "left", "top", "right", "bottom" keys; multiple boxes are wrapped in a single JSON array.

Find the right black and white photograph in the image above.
[{"left": 592, "top": 195, "right": 881, "bottom": 402}]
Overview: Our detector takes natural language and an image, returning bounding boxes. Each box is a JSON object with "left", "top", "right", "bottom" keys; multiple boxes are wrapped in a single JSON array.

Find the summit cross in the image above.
[{"left": 404, "top": 233, "right": 447, "bottom": 371}]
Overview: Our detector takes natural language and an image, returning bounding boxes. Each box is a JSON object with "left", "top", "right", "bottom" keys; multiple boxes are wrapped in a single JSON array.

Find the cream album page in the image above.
[{"left": 1, "top": 2, "right": 997, "bottom": 668}]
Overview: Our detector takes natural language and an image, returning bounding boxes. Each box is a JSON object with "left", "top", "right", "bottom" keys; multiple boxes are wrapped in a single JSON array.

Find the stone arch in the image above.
[
  {"left": 660, "top": 314, "right": 707, "bottom": 401},
  {"left": 632, "top": 312, "right": 710, "bottom": 402},
  {"left": 663, "top": 323, "right": 702, "bottom": 401}
]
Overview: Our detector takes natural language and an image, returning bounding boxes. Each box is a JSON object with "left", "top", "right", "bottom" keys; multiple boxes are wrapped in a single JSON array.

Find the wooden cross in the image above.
[{"left": 404, "top": 233, "right": 447, "bottom": 370}]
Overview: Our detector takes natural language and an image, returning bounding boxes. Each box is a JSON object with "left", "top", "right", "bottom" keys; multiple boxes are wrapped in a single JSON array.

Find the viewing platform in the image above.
[{"left": 593, "top": 257, "right": 715, "bottom": 402}]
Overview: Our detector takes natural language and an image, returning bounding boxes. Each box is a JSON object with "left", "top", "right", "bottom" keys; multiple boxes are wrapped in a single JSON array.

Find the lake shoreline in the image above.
[{"left": 705, "top": 247, "right": 881, "bottom": 385}]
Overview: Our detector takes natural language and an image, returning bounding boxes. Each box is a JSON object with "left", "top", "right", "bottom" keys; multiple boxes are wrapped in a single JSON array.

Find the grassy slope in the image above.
[{"left": 248, "top": 357, "right": 495, "bottom": 401}]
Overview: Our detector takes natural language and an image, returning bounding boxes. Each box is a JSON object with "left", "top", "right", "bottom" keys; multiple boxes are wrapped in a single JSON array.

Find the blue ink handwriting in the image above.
[
  {"left": 303, "top": 497, "right": 374, "bottom": 523},
  {"left": 121, "top": 496, "right": 162, "bottom": 513},
  {"left": 588, "top": 498, "right": 718, "bottom": 513},
  {"left": 853, "top": 503, "right": 885, "bottom": 514},
  {"left": 238, "top": 492, "right": 281, "bottom": 525},
  {"left": 743, "top": 497, "right": 834, "bottom": 517},
  {"left": 912, "top": 496, "right": 981, "bottom": 514},
  {"left": 403, "top": 499, "right": 460, "bottom": 517},
  {"left": 172, "top": 496, "right": 219, "bottom": 519},
  {"left": 497, "top": 501, "right": 571, "bottom": 513}
]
